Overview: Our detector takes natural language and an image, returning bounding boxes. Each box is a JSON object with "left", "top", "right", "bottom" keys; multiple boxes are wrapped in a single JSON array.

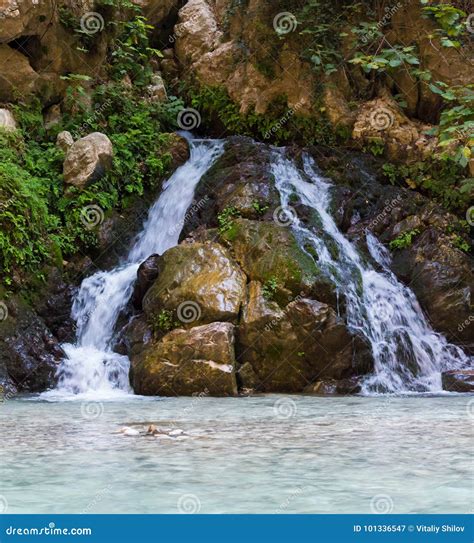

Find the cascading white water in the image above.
[
  {"left": 47, "top": 138, "right": 224, "bottom": 398},
  {"left": 271, "top": 151, "right": 471, "bottom": 393}
]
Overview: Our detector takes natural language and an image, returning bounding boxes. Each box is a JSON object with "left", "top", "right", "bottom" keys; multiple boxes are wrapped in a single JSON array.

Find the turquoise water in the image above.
[{"left": 0, "top": 394, "right": 472, "bottom": 514}]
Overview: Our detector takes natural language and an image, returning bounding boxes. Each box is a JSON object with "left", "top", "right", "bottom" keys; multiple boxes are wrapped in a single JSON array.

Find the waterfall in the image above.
[
  {"left": 271, "top": 151, "right": 471, "bottom": 393},
  {"left": 47, "top": 138, "right": 224, "bottom": 398}
]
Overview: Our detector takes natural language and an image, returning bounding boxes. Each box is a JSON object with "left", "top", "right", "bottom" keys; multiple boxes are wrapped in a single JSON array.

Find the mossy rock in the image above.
[{"left": 221, "top": 218, "right": 332, "bottom": 302}]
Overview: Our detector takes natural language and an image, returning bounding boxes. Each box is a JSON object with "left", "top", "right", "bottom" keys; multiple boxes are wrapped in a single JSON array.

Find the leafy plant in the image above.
[
  {"left": 151, "top": 309, "right": 177, "bottom": 333},
  {"left": 389, "top": 229, "right": 420, "bottom": 250},
  {"left": 217, "top": 206, "right": 241, "bottom": 234},
  {"left": 421, "top": 1, "right": 468, "bottom": 48},
  {"left": 252, "top": 200, "right": 269, "bottom": 215},
  {"left": 262, "top": 276, "right": 279, "bottom": 300},
  {"left": 425, "top": 82, "right": 474, "bottom": 168},
  {"left": 109, "top": 15, "right": 162, "bottom": 86}
]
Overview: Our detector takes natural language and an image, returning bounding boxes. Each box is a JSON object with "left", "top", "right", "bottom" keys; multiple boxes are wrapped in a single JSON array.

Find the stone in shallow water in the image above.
[
  {"left": 441, "top": 370, "right": 474, "bottom": 393},
  {"left": 304, "top": 377, "right": 362, "bottom": 395}
]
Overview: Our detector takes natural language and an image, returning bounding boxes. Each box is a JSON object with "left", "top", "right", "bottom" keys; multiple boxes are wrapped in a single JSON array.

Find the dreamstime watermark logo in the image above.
[
  {"left": 169, "top": 389, "right": 209, "bottom": 429},
  {"left": 0, "top": 385, "right": 16, "bottom": 403},
  {"left": 458, "top": 315, "right": 474, "bottom": 333},
  {"left": 80, "top": 12, "right": 104, "bottom": 35},
  {"left": 466, "top": 206, "right": 474, "bottom": 226},
  {"left": 369, "top": 107, "right": 395, "bottom": 131},
  {"left": 275, "top": 486, "right": 310, "bottom": 513},
  {"left": 364, "top": 195, "right": 403, "bottom": 233},
  {"left": 74, "top": 99, "right": 112, "bottom": 138},
  {"left": 82, "top": 485, "right": 111, "bottom": 514},
  {"left": 80, "top": 401, "right": 104, "bottom": 420},
  {"left": 273, "top": 12, "right": 297, "bottom": 35},
  {"left": 264, "top": 100, "right": 305, "bottom": 140},
  {"left": 273, "top": 205, "right": 297, "bottom": 227},
  {"left": 168, "top": 196, "right": 209, "bottom": 236},
  {"left": 371, "top": 299, "right": 395, "bottom": 323},
  {"left": 273, "top": 397, "right": 297, "bottom": 419},
  {"left": 177, "top": 108, "right": 201, "bottom": 130},
  {"left": 360, "top": 2, "right": 403, "bottom": 44},
  {"left": 177, "top": 493, "right": 201, "bottom": 514},
  {"left": 177, "top": 301, "right": 202, "bottom": 324},
  {"left": 0, "top": 495, "right": 8, "bottom": 513},
  {"left": 370, "top": 494, "right": 394, "bottom": 514},
  {"left": 466, "top": 14, "right": 474, "bottom": 34},
  {"left": 0, "top": 301, "right": 8, "bottom": 322},
  {"left": 80, "top": 204, "right": 104, "bottom": 230}
]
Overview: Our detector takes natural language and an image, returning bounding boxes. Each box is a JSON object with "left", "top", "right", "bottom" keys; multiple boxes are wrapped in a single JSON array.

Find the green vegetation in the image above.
[
  {"left": 262, "top": 276, "right": 279, "bottom": 300},
  {"left": 252, "top": 201, "right": 269, "bottom": 216},
  {"left": 389, "top": 229, "right": 421, "bottom": 251},
  {"left": 189, "top": 86, "right": 337, "bottom": 145},
  {"left": 382, "top": 160, "right": 471, "bottom": 212},
  {"left": 0, "top": 11, "right": 182, "bottom": 287},
  {"left": 421, "top": 1, "right": 469, "bottom": 48},
  {"left": 151, "top": 309, "right": 178, "bottom": 333},
  {"left": 217, "top": 206, "right": 241, "bottom": 235}
]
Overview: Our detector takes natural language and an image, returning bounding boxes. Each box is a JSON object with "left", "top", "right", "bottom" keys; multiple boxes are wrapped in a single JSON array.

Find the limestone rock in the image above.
[
  {"left": 56, "top": 131, "right": 74, "bottom": 153},
  {"left": 143, "top": 242, "right": 246, "bottom": 326},
  {"left": 131, "top": 0, "right": 179, "bottom": 25},
  {"left": 0, "top": 44, "right": 37, "bottom": 101},
  {"left": 147, "top": 73, "right": 167, "bottom": 103},
  {"left": 352, "top": 96, "right": 437, "bottom": 162},
  {"left": 63, "top": 132, "right": 113, "bottom": 188},
  {"left": 304, "top": 376, "right": 362, "bottom": 395},
  {"left": 175, "top": 0, "right": 223, "bottom": 65},
  {"left": 390, "top": 227, "right": 474, "bottom": 353},
  {"left": 131, "top": 321, "right": 238, "bottom": 396},
  {"left": 0, "top": 107, "right": 16, "bottom": 130}
]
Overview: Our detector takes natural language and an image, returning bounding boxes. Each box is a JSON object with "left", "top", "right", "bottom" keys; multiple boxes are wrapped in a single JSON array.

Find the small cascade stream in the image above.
[
  {"left": 45, "top": 138, "right": 470, "bottom": 398},
  {"left": 271, "top": 151, "right": 470, "bottom": 393},
  {"left": 46, "top": 138, "right": 224, "bottom": 398}
]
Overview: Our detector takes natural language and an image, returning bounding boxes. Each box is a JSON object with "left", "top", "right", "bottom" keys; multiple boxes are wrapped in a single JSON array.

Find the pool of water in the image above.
[{"left": 0, "top": 394, "right": 472, "bottom": 514}]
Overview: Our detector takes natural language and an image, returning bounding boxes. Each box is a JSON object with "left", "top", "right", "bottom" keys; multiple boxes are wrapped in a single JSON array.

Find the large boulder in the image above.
[
  {"left": 352, "top": 95, "right": 437, "bottom": 163},
  {"left": 0, "top": 294, "right": 63, "bottom": 392},
  {"left": 221, "top": 218, "right": 336, "bottom": 305},
  {"left": 63, "top": 132, "right": 113, "bottom": 188},
  {"left": 143, "top": 242, "right": 247, "bottom": 326},
  {"left": 237, "top": 281, "right": 354, "bottom": 392},
  {"left": 131, "top": 321, "right": 238, "bottom": 396}
]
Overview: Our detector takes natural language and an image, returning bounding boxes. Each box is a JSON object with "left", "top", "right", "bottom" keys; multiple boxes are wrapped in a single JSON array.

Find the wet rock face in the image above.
[
  {"left": 132, "top": 254, "right": 161, "bottom": 310},
  {"left": 237, "top": 281, "right": 354, "bottom": 392},
  {"left": 0, "top": 295, "right": 63, "bottom": 392},
  {"left": 131, "top": 321, "right": 238, "bottom": 396},
  {"left": 180, "top": 138, "right": 279, "bottom": 239},
  {"left": 34, "top": 268, "right": 76, "bottom": 344},
  {"left": 390, "top": 228, "right": 474, "bottom": 354},
  {"left": 143, "top": 242, "right": 247, "bottom": 326},
  {"left": 441, "top": 370, "right": 474, "bottom": 393}
]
